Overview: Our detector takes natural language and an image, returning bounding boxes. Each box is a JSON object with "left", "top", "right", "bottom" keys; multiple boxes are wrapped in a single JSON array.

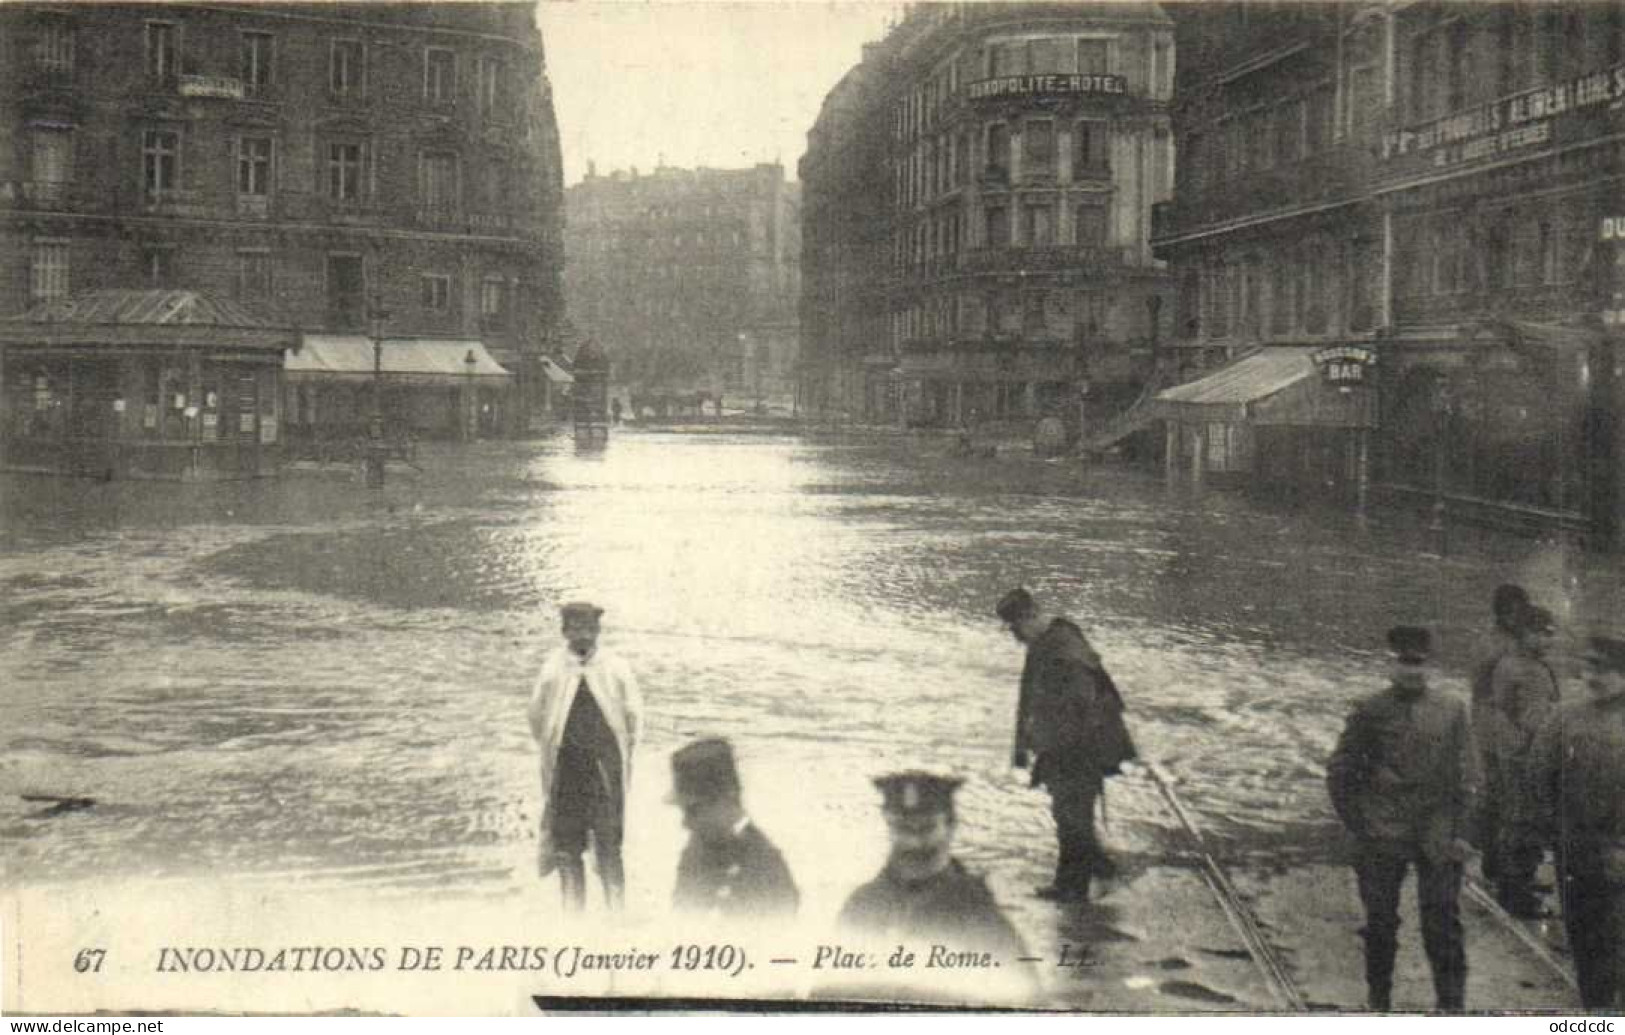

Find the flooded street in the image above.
[{"left": 0, "top": 431, "right": 1604, "bottom": 1011}]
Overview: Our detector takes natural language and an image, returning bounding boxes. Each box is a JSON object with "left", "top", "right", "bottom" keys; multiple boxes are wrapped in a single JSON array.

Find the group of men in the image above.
[
  {"left": 526, "top": 584, "right": 1623, "bottom": 1012},
  {"left": 524, "top": 590, "right": 1134, "bottom": 952},
  {"left": 1327, "top": 585, "right": 1625, "bottom": 1012}
]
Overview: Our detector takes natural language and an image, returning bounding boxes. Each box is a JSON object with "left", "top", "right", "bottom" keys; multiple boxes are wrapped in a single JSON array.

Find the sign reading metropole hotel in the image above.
[
  {"left": 968, "top": 74, "right": 1127, "bottom": 101},
  {"left": 1381, "top": 64, "right": 1625, "bottom": 180}
]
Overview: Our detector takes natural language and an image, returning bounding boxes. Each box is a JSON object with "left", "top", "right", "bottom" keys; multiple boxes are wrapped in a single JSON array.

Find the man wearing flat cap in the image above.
[
  {"left": 527, "top": 600, "right": 643, "bottom": 912},
  {"left": 669, "top": 737, "right": 798, "bottom": 919},
  {"left": 1485, "top": 604, "right": 1561, "bottom": 916},
  {"left": 1327, "top": 626, "right": 1479, "bottom": 1012},
  {"left": 996, "top": 585, "right": 1136, "bottom": 901},
  {"left": 1531, "top": 634, "right": 1625, "bottom": 1009},
  {"left": 838, "top": 771, "right": 1026, "bottom": 961}
]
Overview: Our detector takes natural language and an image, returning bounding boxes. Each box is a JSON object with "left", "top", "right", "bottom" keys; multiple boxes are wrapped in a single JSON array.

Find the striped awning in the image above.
[{"left": 286, "top": 335, "right": 511, "bottom": 385}]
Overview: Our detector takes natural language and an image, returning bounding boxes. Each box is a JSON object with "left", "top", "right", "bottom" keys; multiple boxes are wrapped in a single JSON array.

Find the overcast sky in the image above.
[{"left": 536, "top": 1, "right": 902, "bottom": 186}]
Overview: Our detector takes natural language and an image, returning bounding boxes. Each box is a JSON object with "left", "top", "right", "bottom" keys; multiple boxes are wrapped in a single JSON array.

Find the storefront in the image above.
[
  {"left": 1152, "top": 345, "right": 1378, "bottom": 506},
  {"left": 0, "top": 290, "right": 293, "bottom": 480},
  {"left": 282, "top": 335, "right": 512, "bottom": 450}
]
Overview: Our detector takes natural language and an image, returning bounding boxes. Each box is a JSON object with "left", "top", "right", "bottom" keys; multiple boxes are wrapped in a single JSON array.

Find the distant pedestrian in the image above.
[
  {"left": 527, "top": 600, "right": 643, "bottom": 912},
  {"left": 838, "top": 771, "right": 1026, "bottom": 959},
  {"left": 1531, "top": 634, "right": 1625, "bottom": 1009},
  {"left": 1327, "top": 626, "right": 1479, "bottom": 1012},
  {"left": 996, "top": 586, "right": 1136, "bottom": 901},
  {"left": 611, "top": 398, "right": 623, "bottom": 425},
  {"left": 1485, "top": 604, "right": 1561, "bottom": 917},
  {"left": 1468, "top": 583, "right": 1531, "bottom": 894},
  {"left": 668, "top": 737, "right": 799, "bottom": 920}
]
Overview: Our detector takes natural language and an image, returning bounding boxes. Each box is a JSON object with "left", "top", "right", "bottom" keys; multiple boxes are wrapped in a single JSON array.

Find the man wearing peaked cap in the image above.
[
  {"left": 669, "top": 737, "right": 798, "bottom": 920},
  {"left": 837, "top": 770, "right": 1027, "bottom": 964},
  {"left": 527, "top": 600, "right": 643, "bottom": 913},
  {"left": 1328, "top": 625, "right": 1479, "bottom": 1013},
  {"left": 1530, "top": 633, "right": 1625, "bottom": 1008}
]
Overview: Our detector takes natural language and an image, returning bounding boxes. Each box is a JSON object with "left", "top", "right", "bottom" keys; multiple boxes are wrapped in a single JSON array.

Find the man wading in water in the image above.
[{"left": 528, "top": 600, "right": 643, "bottom": 911}]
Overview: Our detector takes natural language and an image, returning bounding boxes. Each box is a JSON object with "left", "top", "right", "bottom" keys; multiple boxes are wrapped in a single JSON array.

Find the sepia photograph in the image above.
[{"left": 1, "top": 0, "right": 1623, "bottom": 1018}]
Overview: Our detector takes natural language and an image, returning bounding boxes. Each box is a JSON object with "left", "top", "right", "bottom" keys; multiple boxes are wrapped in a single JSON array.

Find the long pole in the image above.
[{"left": 365, "top": 295, "right": 386, "bottom": 488}]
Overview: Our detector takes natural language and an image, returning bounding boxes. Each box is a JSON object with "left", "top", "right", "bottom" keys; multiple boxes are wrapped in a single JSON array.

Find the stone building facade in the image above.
[
  {"left": 564, "top": 163, "right": 800, "bottom": 414},
  {"left": 0, "top": 1, "right": 565, "bottom": 445},
  {"left": 801, "top": 3, "right": 1175, "bottom": 432}
]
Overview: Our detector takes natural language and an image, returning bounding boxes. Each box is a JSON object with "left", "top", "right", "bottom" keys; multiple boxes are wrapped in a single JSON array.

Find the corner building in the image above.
[
  {"left": 0, "top": 1, "right": 565, "bottom": 475},
  {"left": 802, "top": 3, "right": 1175, "bottom": 430}
]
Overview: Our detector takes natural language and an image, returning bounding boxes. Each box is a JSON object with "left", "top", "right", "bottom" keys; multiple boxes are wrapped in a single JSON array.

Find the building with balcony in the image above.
[
  {"left": 1152, "top": 3, "right": 1625, "bottom": 540},
  {"left": 0, "top": 2, "right": 565, "bottom": 477},
  {"left": 564, "top": 163, "right": 800, "bottom": 415},
  {"left": 800, "top": 3, "right": 1175, "bottom": 433}
]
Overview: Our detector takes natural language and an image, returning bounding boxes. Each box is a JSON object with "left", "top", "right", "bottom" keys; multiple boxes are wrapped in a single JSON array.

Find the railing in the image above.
[
  {"left": 12, "top": 180, "right": 73, "bottom": 209},
  {"left": 413, "top": 205, "right": 463, "bottom": 230}
]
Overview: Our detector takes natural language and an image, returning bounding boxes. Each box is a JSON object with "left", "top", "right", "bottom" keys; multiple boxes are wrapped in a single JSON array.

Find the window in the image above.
[
  {"left": 1277, "top": 99, "right": 1303, "bottom": 164},
  {"left": 481, "top": 277, "right": 507, "bottom": 326},
  {"left": 1023, "top": 120, "right": 1055, "bottom": 176},
  {"left": 142, "top": 129, "right": 179, "bottom": 198},
  {"left": 331, "top": 39, "right": 363, "bottom": 96},
  {"left": 1077, "top": 38, "right": 1110, "bottom": 75},
  {"left": 1075, "top": 204, "right": 1106, "bottom": 246},
  {"left": 1030, "top": 37, "right": 1067, "bottom": 74},
  {"left": 31, "top": 242, "right": 69, "bottom": 302},
  {"left": 1023, "top": 204, "right": 1054, "bottom": 247},
  {"left": 425, "top": 48, "right": 456, "bottom": 104},
  {"left": 478, "top": 57, "right": 505, "bottom": 116},
  {"left": 326, "top": 254, "right": 365, "bottom": 331},
  {"left": 421, "top": 274, "right": 451, "bottom": 312},
  {"left": 1074, "top": 120, "right": 1109, "bottom": 175},
  {"left": 145, "top": 22, "right": 177, "bottom": 81},
  {"left": 1251, "top": 109, "right": 1273, "bottom": 170},
  {"left": 36, "top": 18, "right": 74, "bottom": 79},
  {"left": 985, "top": 123, "right": 1010, "bottom": 178},
  {"left": 31, "top": 130, "right": 72, "bottom": 187},
  {"left": 1022, "top": 291, "right": 1048, "bottom": 333},
  {"left": 241, "top": 32, "right": 273, "bottom": 97},
  {"left": 985, "top": 205, "right": 1009, "bottom": 248},
  {"left": 1540, "top": 218, "right": 1560, "bottom": 284},
  {"left": 421, "top": 152, "right": 458, "bottom": 210},
  {"left": 142, "top": 248, "right": 177, "bottom": 288},
  {"left": 236, "top": 250, "right": 272, "bottom": 303},
  {"left": 327, "top": 141, "right": 363, "bottom": 201},
  {"left": 237, "top": 136, "right": 272, "bottom": 195},
  {"left": 988, "top": 41, "right": 1023, "bottom": 77},
  {"left": 1076, "top": 290, "right": 1107, "bottom": 339}
]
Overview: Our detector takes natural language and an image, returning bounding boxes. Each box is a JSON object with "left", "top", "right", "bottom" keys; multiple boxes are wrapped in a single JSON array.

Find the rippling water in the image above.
[{"left": 1, "top": 432, "right": 1613, "bottom": 919}]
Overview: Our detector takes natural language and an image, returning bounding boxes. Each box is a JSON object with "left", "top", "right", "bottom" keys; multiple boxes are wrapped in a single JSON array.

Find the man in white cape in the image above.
[{"left": 527, "top": 600, "right": 643, "bottom": 911}]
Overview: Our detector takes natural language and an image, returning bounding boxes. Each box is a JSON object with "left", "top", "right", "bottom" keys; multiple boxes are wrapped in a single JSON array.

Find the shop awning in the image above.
[
  {"left": 286, "top": 335, "right": 511, "bottom": 386},
  {"left": 539, "top": 356, "right": 574, "bottom": 384},
  {"left": 1151, "top": 346, "right": 1375, "bottom": 428},
  {"left": 0, "top": 288, "right": 295, "bottom": 353}
]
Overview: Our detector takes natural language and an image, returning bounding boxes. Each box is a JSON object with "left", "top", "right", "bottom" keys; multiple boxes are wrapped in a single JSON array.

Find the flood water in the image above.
[{"left": 1, "top": 431, "right": 1614, "bottom": 926}]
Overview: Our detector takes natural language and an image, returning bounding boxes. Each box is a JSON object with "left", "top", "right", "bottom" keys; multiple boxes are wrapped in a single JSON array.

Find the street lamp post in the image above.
[
  {"left": 364, "top": 294, "right": 390, "bottom": 489},
  {"left": 464, "top": 348, "right": 477, "bottom": 442},
  {"left": 1428, "top": 380, "right": 1452, "bottom": 556}
]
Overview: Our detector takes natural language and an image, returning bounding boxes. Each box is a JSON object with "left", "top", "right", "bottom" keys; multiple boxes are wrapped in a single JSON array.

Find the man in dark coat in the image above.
[
  {"left": 668, "top": 737, "right": 798, "bottom": 920},
  {"left": 1485, "top": 605, "right": 1561, "bottom": 916},
  {"left": 997, "top": 586, "right": 1136, "bottom": 901},
  {"left": 1327, "top": 626, "right": 1480, "bottom": 1012},
  {"left": 838, "top": 771, "right": 1027, "bottom": 960},
  {"left": 1468, "top": 583, "right": 1530, "bottom": 888},
  {"left": 1531, "top": 634, "right": 1625, "bottom": 1009}
]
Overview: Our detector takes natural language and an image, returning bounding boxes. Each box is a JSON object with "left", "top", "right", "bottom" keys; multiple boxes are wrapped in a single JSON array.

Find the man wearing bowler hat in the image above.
[
  {"left": 996, "top": 586, "right": 1136, "bottom": 901},
  {"left": 669, "top": 737, "right": 798, "bottom": 919},
  {"left": 527, "top": 600, "right": 643, "bottom": 912},
  {"left": 1531, "top": 633, "right": 1625, "bottom": 1009},
  {"left": 1327, "top": 626, "right": 1479, "bottom": 1012},
  {"left": 838, "top": 770, "right": 1026, "bottom": 960}
]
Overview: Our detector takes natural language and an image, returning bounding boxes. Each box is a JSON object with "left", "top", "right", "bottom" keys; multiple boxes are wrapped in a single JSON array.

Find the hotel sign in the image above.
[
  {"left": 1381, "top": 63, "right": 1625, "bottom": 179},
  {"left": 968, "top": 75, "right": 1127, "bottom": 102}
]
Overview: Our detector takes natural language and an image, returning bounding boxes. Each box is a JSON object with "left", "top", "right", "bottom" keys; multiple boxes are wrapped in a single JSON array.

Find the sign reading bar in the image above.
[
  {"left": 1382, "top": 63, "right": 1625, "bottom": 175},
  {"left": 968, "top": 74, "right": 1127, "bottom": 102},
  {"left": 1311, "top": 345, "right": 1375, "bottom": 386}
]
